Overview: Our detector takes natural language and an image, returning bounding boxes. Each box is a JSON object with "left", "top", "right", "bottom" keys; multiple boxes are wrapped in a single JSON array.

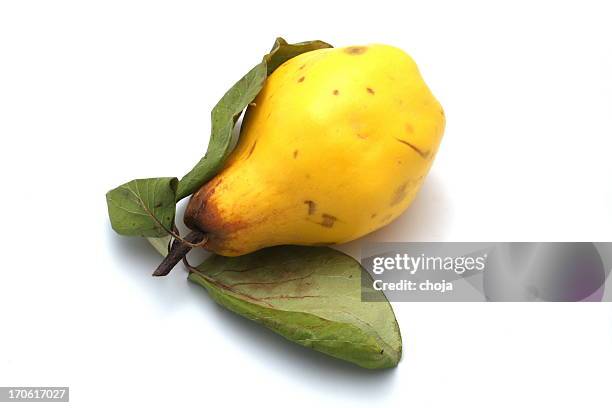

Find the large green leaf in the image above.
[
  {"left": 188, "top": 246, "right": 402, "bottom": 369},
  {"left": 175, "top": 37, "right": 332, "bottom": 201},
  {"left": 106, "top": 177, "right": 177, "bottom": 237}
]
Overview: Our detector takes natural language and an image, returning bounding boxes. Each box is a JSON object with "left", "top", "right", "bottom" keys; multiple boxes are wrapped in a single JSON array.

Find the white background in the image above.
[{"left": 1, "top": 0, "right": 612, "bottom": 407}]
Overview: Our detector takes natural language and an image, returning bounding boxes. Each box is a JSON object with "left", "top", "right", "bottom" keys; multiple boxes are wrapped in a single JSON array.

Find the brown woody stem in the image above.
[{"left": 152, "top": 230, "right": 206, "bottom": 276}]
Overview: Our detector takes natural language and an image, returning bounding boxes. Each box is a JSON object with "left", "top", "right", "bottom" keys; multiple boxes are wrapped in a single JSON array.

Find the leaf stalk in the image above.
[{"left": 153, "top": 230, "right": 207, "bottom": 276}]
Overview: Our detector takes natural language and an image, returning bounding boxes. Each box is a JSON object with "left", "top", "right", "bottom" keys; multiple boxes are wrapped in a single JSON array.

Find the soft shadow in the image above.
[
  {"left": 185, "top": 281, "right": 399, "bottom": 395},
  {"left": 104, "top": 223, "right": 200, "bottom": 311}
]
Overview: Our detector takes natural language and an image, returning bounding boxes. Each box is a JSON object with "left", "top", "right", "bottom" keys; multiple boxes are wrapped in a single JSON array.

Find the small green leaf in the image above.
[
  {"left": 188, "top": 246, "right": 402, "bottom": 369},
  {"left": 264, "top": 37, "right": 333, "bottom": 75},
  {"left": 175, "top": 37, "right": 333, "bottom": 201},
  {"left": 106, "top": 178, "right": 177, "bottom": 237}
]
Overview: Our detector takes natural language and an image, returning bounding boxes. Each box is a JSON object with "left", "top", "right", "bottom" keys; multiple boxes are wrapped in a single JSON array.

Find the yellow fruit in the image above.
[{"left": 185, "top": 44, "right": 445, "bottom": 256}]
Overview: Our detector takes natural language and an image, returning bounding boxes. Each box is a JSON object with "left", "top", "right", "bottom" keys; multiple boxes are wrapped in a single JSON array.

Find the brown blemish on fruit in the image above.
[
  {"left": 184, "top": 178, "right": 249, "bottom": 252},
  {"left": 297, "top": 76, "right": 305, "bottom": 83},
  {"left": 395, "top": 138, "right": 430, "bottom": 159},
  {"left": 380, "top": 214, "right": 393, "bottom": 223},
  {"left": 356, "top": 133, "right": 368, "bottom": 139},
  {"left": 245, "top": 140, "right": 257, "bottom": 159},
  {"left": 366, "top": 87, "right": 375, "bottom": 95},
  {"left": 333, "top": 89, "right": 340, "bottom": 95},
  {"left": 371, "top": 213, "right": 377, "bottom": 218},
  {"left": 345, "top": 46, "right": 367, "bottom": 55},
  {"left": 299, "top": 64, "right": 306, "bottom": 70},
  {"left": 320, "top": 214, "right": 337, "bottom": 228},
  {"left": 390, "top": 182, "right": 409, "bottom": 206},
  {"left": 405, "top": 123, "right": 414, "bottom": 133},
  {"left": 304, "top": 200, "right": 316, "bottom": 215},
  {"left": 293, "top": 150, "right": 299, "bottom": 158}
]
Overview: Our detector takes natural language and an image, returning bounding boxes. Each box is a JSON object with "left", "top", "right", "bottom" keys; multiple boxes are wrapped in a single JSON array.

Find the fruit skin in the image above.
[{"left": 185, "top": 44, "right": 445, "bottom": 256}]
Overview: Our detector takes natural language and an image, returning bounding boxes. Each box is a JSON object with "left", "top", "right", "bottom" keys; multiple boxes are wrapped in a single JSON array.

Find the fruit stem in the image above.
[{"left": 153, "top": 230, "right": 206, "bottom": 276}]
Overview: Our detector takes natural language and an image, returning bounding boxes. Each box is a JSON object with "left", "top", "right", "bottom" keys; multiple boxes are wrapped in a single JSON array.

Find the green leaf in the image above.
[
  {"left": 106, "top": 178, "right": 178, "bottom": 237},
  {"left": 188, "top": 246, "right": 402, "bottom": 369},
  {"left": 147, "top": 236, "right": 172, "bottom": 257},
  {"left": 264, "top": 37, "right": 333, "bottom": 75},
  {"left": 175, "top": 37, "right": 333, "bottom": 201}
]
